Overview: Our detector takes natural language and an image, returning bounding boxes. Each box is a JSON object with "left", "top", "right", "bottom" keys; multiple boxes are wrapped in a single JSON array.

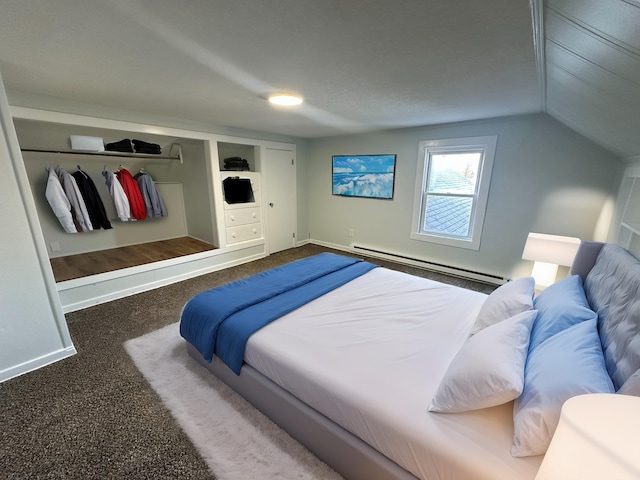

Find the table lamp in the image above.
[{"left": 522, "top": 232, "right": 581, "bottom": 289}]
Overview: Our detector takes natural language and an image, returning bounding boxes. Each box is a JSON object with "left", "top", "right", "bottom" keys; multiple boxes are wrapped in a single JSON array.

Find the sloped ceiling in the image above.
[
  {"left": 543, "top": 0, "right": 640, "bottom": 158},
  {"left": 0, "top": 0, "right": 637, "bottom": 158}
]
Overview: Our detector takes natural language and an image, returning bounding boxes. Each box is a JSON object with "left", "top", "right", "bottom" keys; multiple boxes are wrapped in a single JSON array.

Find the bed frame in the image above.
[{"left": 186, "top": 240, "right": 638, "bottom": 480}]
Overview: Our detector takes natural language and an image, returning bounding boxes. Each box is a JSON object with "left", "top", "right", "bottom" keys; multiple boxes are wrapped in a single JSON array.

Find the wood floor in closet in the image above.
[{"left": 50, "top": 237, "right": 216, "bottom": 282}]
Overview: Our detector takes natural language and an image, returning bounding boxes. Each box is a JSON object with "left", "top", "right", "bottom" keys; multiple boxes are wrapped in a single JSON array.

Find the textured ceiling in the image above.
[
  {"left": 0, "top": 0, "right": 540, "bottom": 139},
  {"left": 0, "top": 0, "right": 637, "bottom": 158}
]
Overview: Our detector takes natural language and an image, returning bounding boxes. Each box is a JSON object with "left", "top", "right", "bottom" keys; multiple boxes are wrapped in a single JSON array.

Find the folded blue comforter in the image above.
[{"left": 180, "top": 252, "right": 376, "bottom": 374}]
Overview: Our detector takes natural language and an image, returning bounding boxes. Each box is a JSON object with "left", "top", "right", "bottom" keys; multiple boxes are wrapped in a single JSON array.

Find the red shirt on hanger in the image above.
[{"left": 115, "top": 168, "right": 147, "bottom": 220}]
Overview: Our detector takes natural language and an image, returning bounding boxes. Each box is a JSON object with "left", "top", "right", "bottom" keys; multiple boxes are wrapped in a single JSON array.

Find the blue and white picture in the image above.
[{"left": 332, "top": 154, "right": 396, "bottom": 199}]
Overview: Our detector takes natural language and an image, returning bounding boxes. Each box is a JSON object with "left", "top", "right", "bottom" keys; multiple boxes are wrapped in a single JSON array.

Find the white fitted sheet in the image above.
[{"left": 245, "top": 267, "right": 542, "bottom": 480}]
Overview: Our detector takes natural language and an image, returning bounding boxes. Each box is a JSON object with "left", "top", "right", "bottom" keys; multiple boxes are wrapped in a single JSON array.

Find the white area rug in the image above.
[{"left": 125, "top": 322, "right": 343, "bottom": 480}]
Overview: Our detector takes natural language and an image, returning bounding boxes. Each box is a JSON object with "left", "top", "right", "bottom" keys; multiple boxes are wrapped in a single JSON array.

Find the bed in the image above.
[{"left": 179, "top": 242, "right": 640, "bottom": 480}]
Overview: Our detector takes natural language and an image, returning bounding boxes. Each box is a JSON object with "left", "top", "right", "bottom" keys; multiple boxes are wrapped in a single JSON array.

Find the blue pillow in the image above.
[
  {"left": 529, "top": 275, "right": 597, "bottom": 351},
  {"left": 512, "top": 319, "right": 614, "bottom": 457},
  {"left": 533, "top": 275, "right": 590, "bottom": 311}
]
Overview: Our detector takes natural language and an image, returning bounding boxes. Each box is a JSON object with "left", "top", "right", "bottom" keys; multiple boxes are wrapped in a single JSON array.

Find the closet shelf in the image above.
[{"left": 21, "top": 143, "right": 184, "bottom": 164}]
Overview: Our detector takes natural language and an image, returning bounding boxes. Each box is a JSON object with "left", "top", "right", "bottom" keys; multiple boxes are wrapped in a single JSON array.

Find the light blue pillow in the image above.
[
  {"left": 512, "top": 319, "right": 614, "bottom": 457},
  {"left": 529, "top": 275, "right": 597, "bottom": 351},
  {"left": 533, "top": 275, "right": 590, "bottom": 311}
]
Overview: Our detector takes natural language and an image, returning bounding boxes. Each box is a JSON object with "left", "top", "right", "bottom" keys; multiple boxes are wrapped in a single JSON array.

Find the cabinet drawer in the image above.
[
  {"left": 226, "top": 223, "right": 263, "bottom": 244},
  {"left": 225, "top": 208, "right": 261, "bottom": 227}
]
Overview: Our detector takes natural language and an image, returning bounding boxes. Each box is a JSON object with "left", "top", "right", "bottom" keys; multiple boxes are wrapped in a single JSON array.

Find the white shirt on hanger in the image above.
[{"left": 45, "top": 166, "right": 77, "bottom": 233}]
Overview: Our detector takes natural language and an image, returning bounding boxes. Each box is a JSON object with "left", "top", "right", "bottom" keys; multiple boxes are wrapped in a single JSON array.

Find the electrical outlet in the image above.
[
  {"left": 348, "top": 229, "right": 354, "bottom": 237},
  {"left": 50, "top": 242, "right": 61, "bottom": 252}
]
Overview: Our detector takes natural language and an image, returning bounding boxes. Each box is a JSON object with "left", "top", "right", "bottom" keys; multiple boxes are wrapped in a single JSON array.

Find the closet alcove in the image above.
[{"left": 16, "top": 118, "right": 217, "bottom": 282}]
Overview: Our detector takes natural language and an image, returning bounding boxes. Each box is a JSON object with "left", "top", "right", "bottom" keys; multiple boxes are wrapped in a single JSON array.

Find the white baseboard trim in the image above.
[
  {"left": 308, "top": 239, "right": 505, "bottom": 285},
  {"left": 0, "top": 346, "right": 77, "bottom": 383}
]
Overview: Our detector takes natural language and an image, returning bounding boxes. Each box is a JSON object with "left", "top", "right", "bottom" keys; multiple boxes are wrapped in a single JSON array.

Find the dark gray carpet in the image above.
[{"left": 0, "top": 244, "right": 494, "bottom": 479}]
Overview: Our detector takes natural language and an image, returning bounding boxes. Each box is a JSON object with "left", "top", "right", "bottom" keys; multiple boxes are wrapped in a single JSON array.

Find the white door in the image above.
[{"left": 264, "top": 148, "right": 296, "bottom": 254}]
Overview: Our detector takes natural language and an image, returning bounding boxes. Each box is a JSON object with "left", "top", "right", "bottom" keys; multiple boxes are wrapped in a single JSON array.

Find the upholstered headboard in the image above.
[
  {"left": 569, "top": 241, "right": 604, "bottom": 282},
  {"left": 576, "top": 243, "right": 640, "bottom": 390}
]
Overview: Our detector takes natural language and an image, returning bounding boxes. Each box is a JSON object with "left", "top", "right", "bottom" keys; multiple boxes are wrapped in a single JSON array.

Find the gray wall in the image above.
[{"left": 307, "top": 114, "right": 620, "bottom": 279}]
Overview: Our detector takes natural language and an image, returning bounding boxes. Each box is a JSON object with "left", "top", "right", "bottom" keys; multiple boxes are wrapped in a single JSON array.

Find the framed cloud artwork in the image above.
[{"left": 332, "top": 154, "right": 396, "bottom": 199}]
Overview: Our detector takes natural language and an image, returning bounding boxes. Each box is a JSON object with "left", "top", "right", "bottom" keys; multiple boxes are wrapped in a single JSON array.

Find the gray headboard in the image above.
[
  {"left": 569, "top": 240, "right": 604, "bottom": 282},
  {"left": 576, "top": 243, "right": 640, "bottom": 390}
]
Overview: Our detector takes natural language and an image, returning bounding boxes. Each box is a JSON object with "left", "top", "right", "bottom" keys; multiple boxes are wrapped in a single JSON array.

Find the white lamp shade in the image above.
[{"left": 522, "top": 233, "right": 581, "bottom": 266}]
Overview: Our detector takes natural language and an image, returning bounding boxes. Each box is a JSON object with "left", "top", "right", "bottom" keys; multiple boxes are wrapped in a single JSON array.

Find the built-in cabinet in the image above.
[
  {"left": 616, "top": 162, "right": 640, "bottom": 258},
  {"left": 222, "top": 172, "right": 263, "bottom": 245}
]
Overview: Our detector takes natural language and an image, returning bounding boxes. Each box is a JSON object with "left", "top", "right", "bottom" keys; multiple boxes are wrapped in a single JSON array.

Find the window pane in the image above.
[
  {"left": 424, "top": 195, "right": 473, "bottom": 237},
  {"left": 427, "top": 152, "right": 481, "bottom": 194}
]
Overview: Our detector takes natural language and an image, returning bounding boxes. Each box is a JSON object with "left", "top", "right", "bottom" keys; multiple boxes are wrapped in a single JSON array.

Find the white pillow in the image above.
[
  {"left": 470, "top": 277, "right": 535, "bottom": 336},
  {"left": 428, "top": 309, "right": 537, "bottom": 413}
]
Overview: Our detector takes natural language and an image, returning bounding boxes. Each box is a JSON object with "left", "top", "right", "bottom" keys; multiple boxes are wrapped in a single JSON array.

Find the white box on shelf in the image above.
[{"left": 69, "top": 135, "right": 104, "bottom": 152}]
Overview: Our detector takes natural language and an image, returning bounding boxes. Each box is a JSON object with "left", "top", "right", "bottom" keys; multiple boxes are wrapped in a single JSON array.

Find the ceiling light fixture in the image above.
[{"left": 268, "top": 94, "right": 303, "bottom": 106}]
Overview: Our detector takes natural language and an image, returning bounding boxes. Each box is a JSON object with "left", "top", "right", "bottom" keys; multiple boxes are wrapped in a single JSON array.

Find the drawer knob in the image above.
[{"left": 230, "top": 215, "right": 235, "bottom": 221}]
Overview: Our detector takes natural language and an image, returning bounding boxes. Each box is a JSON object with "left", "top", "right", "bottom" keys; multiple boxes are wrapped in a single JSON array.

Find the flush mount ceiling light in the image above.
[{"left": 268, "top": 94, "right": 303, "bottom": 106}]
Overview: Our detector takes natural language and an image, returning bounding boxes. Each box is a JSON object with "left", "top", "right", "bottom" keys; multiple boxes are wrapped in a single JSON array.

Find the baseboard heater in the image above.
[{"left": 350, "top": 244, "right": 507, "bottom": 285}]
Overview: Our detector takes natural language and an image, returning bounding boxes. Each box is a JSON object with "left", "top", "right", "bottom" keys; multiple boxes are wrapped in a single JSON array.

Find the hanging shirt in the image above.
[
  {"left": 115, "top": 168, "right": 147, "bottom": 220},
  {"left": 55, "top": 165, "right": 93, "bottom": 232},
  {"left": 72, "top": 168, "right": 112, "bottom": 230},
  {"left": 134, "top": 171, "right": 168, "bottom": 218},
  {"left": 103, "top": 169, "right": 131, "bottom": 222},
  {"left": 45, "top": 166, "right": 77, "bottom": 233}
]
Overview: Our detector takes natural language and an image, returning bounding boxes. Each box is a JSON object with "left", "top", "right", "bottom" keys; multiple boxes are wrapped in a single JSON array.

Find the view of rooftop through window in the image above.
[{"left": 424, "top": 152, "right": 482, "bottom": 237}]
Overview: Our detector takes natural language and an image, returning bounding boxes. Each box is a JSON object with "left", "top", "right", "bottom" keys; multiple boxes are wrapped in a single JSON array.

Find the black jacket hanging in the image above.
[{"left": 72, "top": 167, "right": 113, "bottom": 230}]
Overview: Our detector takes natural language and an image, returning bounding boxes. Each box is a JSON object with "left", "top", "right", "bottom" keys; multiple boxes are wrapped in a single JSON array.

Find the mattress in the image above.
[{"left": 244, "top": 267, "right": 543, "bottom": 480}]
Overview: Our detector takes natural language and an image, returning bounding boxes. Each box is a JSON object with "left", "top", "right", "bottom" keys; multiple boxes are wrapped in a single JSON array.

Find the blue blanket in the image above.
[{"left": 180, "top": 253, "right": 377, "bottom": 374}]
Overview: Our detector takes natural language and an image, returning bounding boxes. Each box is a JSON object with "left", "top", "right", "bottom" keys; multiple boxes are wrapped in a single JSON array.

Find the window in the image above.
[{"left": 410, "top": 135, "right": 497, "bottom": 250}]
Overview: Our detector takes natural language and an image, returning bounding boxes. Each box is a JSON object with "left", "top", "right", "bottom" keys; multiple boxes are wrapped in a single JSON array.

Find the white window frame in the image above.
[{"left": 410, "top": 135, "right": 497, "bottom": 250}]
